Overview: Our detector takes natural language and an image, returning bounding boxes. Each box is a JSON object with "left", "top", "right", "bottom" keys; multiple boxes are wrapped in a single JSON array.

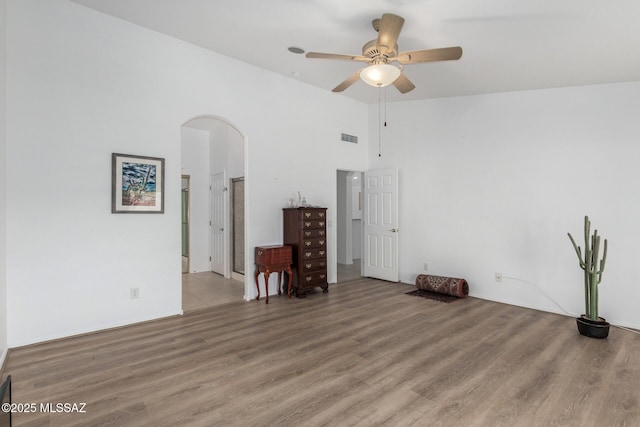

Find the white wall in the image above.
[
  {"left": 209, "top": 120, "right": 230, "bottom": 176},
  {"left": 0, "top": 0, "right": 8, "bottom": 366},
  {"left": 225, "top": 125, "right": 244, "bottom": 181},
  {"left": 5, "top": 0, "right": 368, "bottom": 346},
  {"left": 369, "top": 81, "right": 640, "bottom": 329},
  {"left": 190, "top": 116, "right": 243, "bottom": 183},
  {"left": 180, "top": 126, "right": 210, "bottom": 273}
]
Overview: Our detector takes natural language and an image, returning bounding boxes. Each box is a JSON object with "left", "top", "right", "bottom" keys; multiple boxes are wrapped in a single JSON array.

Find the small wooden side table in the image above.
[{"left": 254, "top": 245, "right": 293, "bottom": 304}]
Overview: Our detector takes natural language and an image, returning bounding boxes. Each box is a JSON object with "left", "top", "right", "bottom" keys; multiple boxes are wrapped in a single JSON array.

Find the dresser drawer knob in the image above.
[
  {"left": 319, "top": 240, "right": 325, "bottom": 246},
  {"left": 319, "top": 251, "right": 325, "bottom": 256},
  {"left": 257, "top": 250, "right": 263, "bottom": 256},
  {"left": 319, "top": 222, "right": 325, "bottom": 227},
  {"left": 305, "top": 252, "right": 312, "bottom": 258},
  {"left": 305, "top": 222, "right": 311, "bottom": 227},
  {"left": 319, "top": 231, "right": 325, "bottom": 236},
  {"left": 305, "top": 212, "right": 311, "bottom": 218},
  {"left": 306, "top": 277, "right": 312, "bottom": 282},
  {"left": 305, "top": 241, "right": 311, "bottom": 247},
  {"left": 305, "top": 264, "right": 312, "bottom": 269},
  {"left": 319, "top": 212, "right": 325, "bottom": 218},
  {"left": 305, "top": 231, "right": 311, "bottom": 237},
  {"left": 320, "top": 274, "right": 326, "bottom": 279}
]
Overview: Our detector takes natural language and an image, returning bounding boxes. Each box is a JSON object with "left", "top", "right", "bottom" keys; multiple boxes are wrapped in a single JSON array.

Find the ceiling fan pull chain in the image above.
[
  {"left": 378, "top": 87, "right": 382, "bottom": 157},
  {"left": 384, "top": 87, "right": 388, "bottom": 127}
]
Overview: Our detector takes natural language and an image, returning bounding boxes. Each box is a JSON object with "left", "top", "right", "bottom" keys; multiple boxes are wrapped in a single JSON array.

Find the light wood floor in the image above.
[
  {"left": 182, "top": 271, "right": 245, "bottom": 311},
  {"left": 5, "top": 278, "right": 640, "bottom": 426},
  {"left": 337, "top": 260, "right": 361, "bottom": 282}
]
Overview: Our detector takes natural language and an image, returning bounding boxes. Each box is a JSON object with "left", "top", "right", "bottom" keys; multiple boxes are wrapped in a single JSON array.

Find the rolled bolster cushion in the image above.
[{"left": 415, "top": 274, "right": 469, "bottom": 298}]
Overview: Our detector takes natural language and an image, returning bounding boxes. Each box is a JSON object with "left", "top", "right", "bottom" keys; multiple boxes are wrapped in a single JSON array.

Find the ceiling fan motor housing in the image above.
[{"left": 362, "top": 39, "right": 398, "bottom": 61}]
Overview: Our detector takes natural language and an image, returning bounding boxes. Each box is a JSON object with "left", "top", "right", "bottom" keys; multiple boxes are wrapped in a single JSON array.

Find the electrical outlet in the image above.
[
  {"left": 130, "top": 287, "right": 140, "bottom": 299},
  {"left": 423, "top": 263, "right": 428, "bottom": 271},
  {"left": 495, "top": 272, "right": 503, "bottom": 283}
]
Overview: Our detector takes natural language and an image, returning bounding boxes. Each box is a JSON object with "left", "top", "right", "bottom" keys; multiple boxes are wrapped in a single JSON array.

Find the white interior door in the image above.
[
  {"left": 210, "top": 172, "right": 227, "bottom": 275},
  {"left": 363, "top": 168, "right": 399, "bottom": 282}
]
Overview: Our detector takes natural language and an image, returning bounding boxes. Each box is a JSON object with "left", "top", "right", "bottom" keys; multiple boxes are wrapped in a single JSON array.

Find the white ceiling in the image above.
[{"left": 71, "top": 0, "right": 640, "bottom": 104}]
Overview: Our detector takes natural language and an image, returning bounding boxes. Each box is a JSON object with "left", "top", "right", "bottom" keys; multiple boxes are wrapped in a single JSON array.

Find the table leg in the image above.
[
  {"left": 286, "top": 266, "right": 293, "bottom": 298},
  {"left": 277, "top": 272, "right": 282, "bottom": 296},
  {"left": 264, "top": 269, "right": 271, "bottom": 304},
  {"left": 254, "top": 267, "right": 260, "bottom": 301}
]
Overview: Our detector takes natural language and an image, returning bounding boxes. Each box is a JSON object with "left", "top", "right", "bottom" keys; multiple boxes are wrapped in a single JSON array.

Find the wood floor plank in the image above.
[{"left": 4, "top": 278, "right": 640, "bottom": 426}]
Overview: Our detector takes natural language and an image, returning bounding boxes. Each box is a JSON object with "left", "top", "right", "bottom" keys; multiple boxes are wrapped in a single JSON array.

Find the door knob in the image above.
[{"left": 390, "top": 228, "right": 398, "bottom": 233}]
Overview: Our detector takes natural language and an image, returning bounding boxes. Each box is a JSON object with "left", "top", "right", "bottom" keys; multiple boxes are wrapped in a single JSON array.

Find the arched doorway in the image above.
[{"left": 180, "top": 115, "right": 249, "bottom": 311}]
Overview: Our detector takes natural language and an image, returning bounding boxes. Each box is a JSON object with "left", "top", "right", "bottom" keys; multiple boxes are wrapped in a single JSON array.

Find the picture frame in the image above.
[{"left": 112, "top": 153, "right": 165, "bottom": 213}]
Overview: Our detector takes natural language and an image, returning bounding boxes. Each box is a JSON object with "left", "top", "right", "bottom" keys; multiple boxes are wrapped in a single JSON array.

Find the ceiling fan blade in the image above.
[
  {"left": 392, "top": 72, "right": 415, "bottom": 94},
  {"left": 332, "top": 71, "right": 361, "bottom": 92},
  {"left": 377, "top": 13, "right": 405, "bottom": 54},
  {"left": 396, "top": 47, "right": 463, "bottom": 64},
  {"left": 306, "top": 52, "right": 369, "bottom": 62}
]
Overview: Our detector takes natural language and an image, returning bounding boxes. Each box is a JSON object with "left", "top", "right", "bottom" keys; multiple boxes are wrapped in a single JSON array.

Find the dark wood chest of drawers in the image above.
[{"left": 283, "top": 207, "right": 328, "bottom": 297}]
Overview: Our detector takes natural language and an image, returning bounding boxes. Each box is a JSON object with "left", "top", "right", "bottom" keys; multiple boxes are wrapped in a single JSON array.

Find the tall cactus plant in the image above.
[{"left": 568, "top": 216, "right": 608, "bottom": 321}]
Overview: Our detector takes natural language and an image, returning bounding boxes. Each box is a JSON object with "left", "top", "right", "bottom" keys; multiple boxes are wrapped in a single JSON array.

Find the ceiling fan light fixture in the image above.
[{"left": 359, "top": 63, "right": 401, "bottom": 88}]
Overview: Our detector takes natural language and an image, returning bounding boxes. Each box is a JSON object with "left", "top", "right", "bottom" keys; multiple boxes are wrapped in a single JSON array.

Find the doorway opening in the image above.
[
  {"left": 180, "top": 115, "right": 248, "bottom": 311},
  {"left": 336, "top": 170, "right": 364, "bottom": 282}
]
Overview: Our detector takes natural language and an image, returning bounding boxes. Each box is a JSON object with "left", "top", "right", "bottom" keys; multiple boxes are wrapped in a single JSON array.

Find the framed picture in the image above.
[{"left": 112, "top": 153, "right": 164, "bottom": 213}]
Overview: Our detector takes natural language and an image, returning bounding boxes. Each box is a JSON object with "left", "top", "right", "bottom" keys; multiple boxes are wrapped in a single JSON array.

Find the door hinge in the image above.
[
  {"left": 209, "top": 221, "right": 212, "bottom": 226},
  {"left": 209, "top": 256, "right": 212, "bottom": 262}
]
